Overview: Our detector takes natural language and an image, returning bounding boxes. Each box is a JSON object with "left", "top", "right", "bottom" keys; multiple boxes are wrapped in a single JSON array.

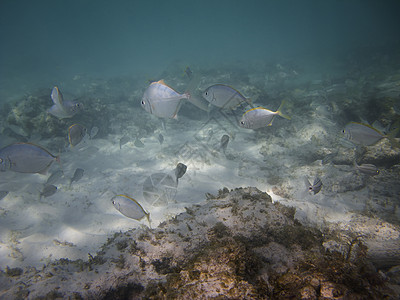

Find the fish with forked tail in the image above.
[{"left": 239, "top": 101, "right": 291, "bottom": 129}]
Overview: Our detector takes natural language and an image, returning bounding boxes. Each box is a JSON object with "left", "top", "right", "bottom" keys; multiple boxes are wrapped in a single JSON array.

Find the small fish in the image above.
[
  {"left": 158, "top": 133, "right": 164, "bottom": 145},
  {"left": 119, "top": 135, "right": 130, "bottom": 149},
  {"left": 69, "top": 168, "right": 84, "bottom": 187},
  {"left": 220, "top": 135, "right": 230, "bottom": 154},
  {"left": 112, "top": 194, "right": 150, "bottom": 225},
  {"left": 89, "top": 126, "right": 99, "bottom": 139},
  {"left": 134, "top": 137, "right": 145, "bottom": 148},
  {"left": 48, "top": 86, "right": 83, "bottom": 119},
  {"left": 46, "top": 169, "right": 64, "bottom": 185},
  {"left": 304, "top": 177, "right": 322, "bottom": 195},
  {"left": 239, "top": 101, "right": 291, "bottom": 129},
  {"left": 354, "top": 162, "right": 379, "bottom": 176},
  {"left": 0, "top": 142, "right": 59, "bottom": 174},
  {"left": 0, "top": 191, "right": 9, "bottom": 200},
  {"left": 40, "top": 184, "right": 57, "bottom": 198},
  {"left": 174, "top": 163, "right": 187, "bottom": 182},
  {"left": 202, "top": 84, "right": 249, "bottom": 109},
  {"left": 184, "top": 66, "right": 193, "bottom": 80},
  {"left": 68, "top": 124, "right": 87, "bottom": 147},
  {"left": 342, "top": 122, "right": 398, "bottom": 146},
  {"left": 141, "top": 79, "right": 190, "bottom": 119}
]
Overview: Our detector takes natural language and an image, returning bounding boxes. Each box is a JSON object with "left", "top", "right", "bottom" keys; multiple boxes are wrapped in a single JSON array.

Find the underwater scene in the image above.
[{"left": 1, "top": 0, "right": 400, "bottom": 298}]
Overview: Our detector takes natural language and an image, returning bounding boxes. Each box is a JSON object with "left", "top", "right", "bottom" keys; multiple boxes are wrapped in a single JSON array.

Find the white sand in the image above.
[{"left": 0, "top": 89, "right": 399, "bottom": 269}]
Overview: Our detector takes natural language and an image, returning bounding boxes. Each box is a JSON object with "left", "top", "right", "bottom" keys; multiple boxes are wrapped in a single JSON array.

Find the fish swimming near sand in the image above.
[
  {"left": 342, "top": 122, "right": 399, "bottom": 147},
  {"left": 112, "top": 194, "right": 150, "bottom": 225},
  {"left": 141, "top": 80, "right": 190, "bottom": 119},
  {"left": 0, "top": 142, "right": 59, "bottom": 174},
  {"left": 68, "top": 124, "right": 87, "bottom": 147},
  {"left": 304, "top": 177, "right": 322, "bottom": 195},
  {"left": 69, "top": 168, "right": 84, "bottom": 187},
  {"left": 174, "top": 163, "right": 187, "bottom": 183},
  {"left": 48, "top": 86, "right": 83, "bottom": 119},
  {"left": 40, "top": 184, "right": 57, "bottom": 199},
  {"left": 354, "top": 162, "right": 380, "bottom": 176},
  {"left": 158, "top": 133, "right": 164, "bottom": 145},
  {"left": 239, "top": 101, "right": 291, "bottom": 129},
  {"left": 202, "top": 84, "right": 249, "bottom": 109}
]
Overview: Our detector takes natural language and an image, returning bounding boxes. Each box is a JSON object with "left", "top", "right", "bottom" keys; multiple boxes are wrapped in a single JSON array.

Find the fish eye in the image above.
[
  {"left": 205, "top": 92, "right": 208, "bottom": 96},
  {"left": 342, "top": 129, "right": 345, "bottom": 133},
  {"left": 240, "top": 121, "right": 244, "bottom": 125},
  {"left": 141, "top": 100, "right": 145, "bottom": 105}
]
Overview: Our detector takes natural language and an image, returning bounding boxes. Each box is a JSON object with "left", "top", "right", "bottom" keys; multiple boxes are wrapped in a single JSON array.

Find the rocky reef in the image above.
[{"left": 1, "top": 187, "right": 399, "bottom": 299}]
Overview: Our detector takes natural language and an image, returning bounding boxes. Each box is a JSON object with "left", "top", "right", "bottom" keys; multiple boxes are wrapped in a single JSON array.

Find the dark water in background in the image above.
[{"left": 0, "top": 0, "right": 400, "bottom": 100}]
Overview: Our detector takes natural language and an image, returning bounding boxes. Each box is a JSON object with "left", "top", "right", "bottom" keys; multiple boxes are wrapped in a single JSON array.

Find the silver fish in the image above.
[
  {"left": 0, "top": 142, "right": 59, "bottom": 174},
  {"left": 68, "top": 124, "right": 87, "bottom": 147},
  {"left": 174, "top": 163, "right": 187, "bottom": 182},
  {"left": 354, "top": 162, "right": 379, "bottom": 176},
  {"left": 202, "top": 84, "right": 250, "bottom": 109},
  {"left": 304, "top": 177, "right": 322, "bottom": 195},
  {"left": 158, "top": 133, "right": 164, "bottom": 145},
  {"left": 342, "top": 122, "right": 385, "bottom": 146},
  {"left": 0, "top": 191, "right": 9, "bottom": 200},
  {"left": 220, "top": 135, "right": 230, "bottom": 154},
  {"left": 69, "top": 168, "right": 84, "bottom": 187},
  {"left": 112, "top": 194, "right": 150, "bottom": 225},
  {"left": 40, "top": 184, "right": 57, "bottom": 198},
  {"left": 141, "top": 79, "right": 189, "bottom": 119},
  {"left": 48, "top": 86, "right": 83, "bottom": 119},
  {"left": 119, "top": 135, "right": 130, "bottom": 149},
  {"left": 46, "top": 169, "right": 64, "bottom": 185},
  {"left": 239, "top": 101, "right": 291, "bottom": 129},
  {"left": 202, "top": 84, "right": 249, "bottom": 109}
]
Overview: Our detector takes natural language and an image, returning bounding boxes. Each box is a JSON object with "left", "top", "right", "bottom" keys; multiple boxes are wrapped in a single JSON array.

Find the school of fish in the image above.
[{"left": 0, "top": 67, "right": 399, "bottom": 225}]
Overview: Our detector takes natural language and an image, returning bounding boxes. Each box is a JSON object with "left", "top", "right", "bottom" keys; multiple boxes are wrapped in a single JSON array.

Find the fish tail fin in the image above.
[{"left": 276, "top": 100, "right": 291, "bottom": 120}]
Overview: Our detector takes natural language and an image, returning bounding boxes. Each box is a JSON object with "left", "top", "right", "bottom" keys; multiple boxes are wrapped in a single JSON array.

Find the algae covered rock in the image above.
[{"left": 0, "top": 187, "right": 398, "bottom": 299}]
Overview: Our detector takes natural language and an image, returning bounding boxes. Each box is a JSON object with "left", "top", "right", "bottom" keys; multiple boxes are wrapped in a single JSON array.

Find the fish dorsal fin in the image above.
[
  {"left": 157, "top": 79, "right": 167, "bottom": 85},
  {"left": 51, "top": 86, "right": 64, "bottom": 107},
  {"left": 351, "top": 122, "right": 384, "bottom": 136},
  {"left": 244, "top": 107, "right": 266, "bottom": 115}
]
